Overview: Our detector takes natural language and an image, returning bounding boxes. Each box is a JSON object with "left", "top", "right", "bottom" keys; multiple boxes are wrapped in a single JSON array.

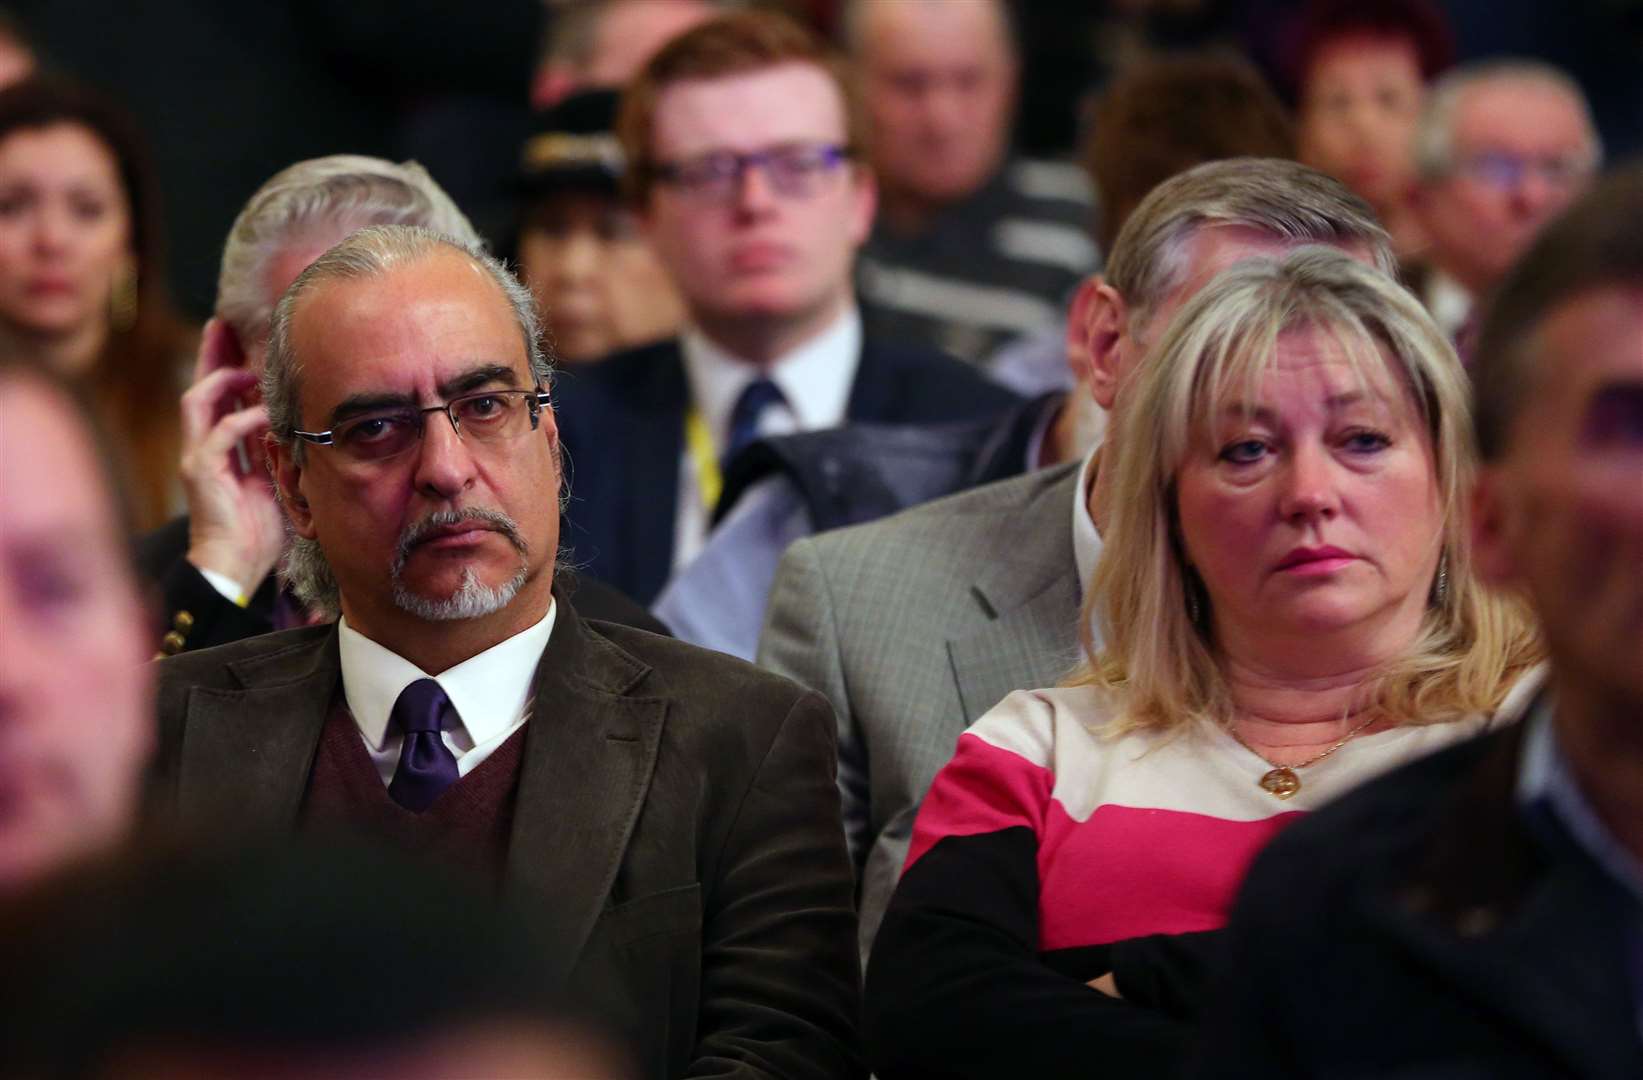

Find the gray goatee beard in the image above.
[
  {"left": 390, "top": 508, "right": 529, "bottom": 622},
  {"left": 279, "top": 507, "right": 530, "bottom": 623}
]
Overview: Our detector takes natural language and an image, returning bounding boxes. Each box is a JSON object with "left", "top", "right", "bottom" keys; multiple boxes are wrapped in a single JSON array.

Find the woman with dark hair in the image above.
[
  {"left": 1288, "top": 0, "right": 1455, "bottom": 266},
  {"left": 0, "top": 75, "right": 194, "bottom": 529}
]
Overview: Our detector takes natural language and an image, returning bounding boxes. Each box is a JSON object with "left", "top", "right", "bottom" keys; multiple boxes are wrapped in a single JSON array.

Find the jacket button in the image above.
[
  {"left": 173, "top": 610, "right": 195, "bottom": 633},
  {"left": 160, "top": 631, "right": 187, "bottom": 655}
]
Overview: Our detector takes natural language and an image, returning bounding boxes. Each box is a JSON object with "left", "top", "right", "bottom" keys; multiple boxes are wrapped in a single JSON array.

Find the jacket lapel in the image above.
[
  {"left": 176, "top": 630, "right": 339, "bottom": 833},
  {"left": 505, "top": 600, "right": 667, "bottom": 981},
  {"left": 844, "top": 338, "right": 903, "bottom": 421},
  {"left": 620, "top": 345, "right": 686, "bottom": 604},
  {"left": 947, "top": 465, "right": 1083, "bottom": 722}
]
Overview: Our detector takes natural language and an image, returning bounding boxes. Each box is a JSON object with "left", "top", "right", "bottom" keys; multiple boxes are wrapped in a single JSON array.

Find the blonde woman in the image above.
[{"left": 863, "top": 247, "right": 1541, "bottom": 1078}]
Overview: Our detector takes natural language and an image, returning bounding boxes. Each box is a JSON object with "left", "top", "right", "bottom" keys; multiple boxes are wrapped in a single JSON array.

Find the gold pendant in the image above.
[{"left": 1259, "top": 767, "right": 1301, "bottom": 800}]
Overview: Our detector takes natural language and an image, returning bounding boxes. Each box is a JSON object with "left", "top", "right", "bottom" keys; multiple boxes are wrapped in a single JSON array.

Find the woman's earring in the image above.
[
  {"left": 110, "top": 260, "right": 138, "bottom": 333},
  {"left": 1431, "top": 552, "right": 1449, "bottom": 608},
  {"left": 1184, "top": 568, "right": 1203, "bottom": 625}
]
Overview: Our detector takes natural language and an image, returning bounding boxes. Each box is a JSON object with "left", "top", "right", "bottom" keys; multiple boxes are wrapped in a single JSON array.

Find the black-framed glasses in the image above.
[
  {"left": 649, "top": 142, "right": 852, "bottom": 203},
  {"left": 293, "top": 388, "right": 551, "bottom": 463}
]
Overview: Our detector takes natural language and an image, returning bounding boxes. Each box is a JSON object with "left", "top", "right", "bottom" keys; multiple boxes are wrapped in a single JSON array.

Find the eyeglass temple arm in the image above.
[{"left": 292, "top": 389, "right": 551, "bottom": 443}]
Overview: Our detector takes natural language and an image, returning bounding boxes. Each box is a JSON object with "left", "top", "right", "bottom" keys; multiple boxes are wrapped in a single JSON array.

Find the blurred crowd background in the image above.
[{"left": 6, "top": 0, "right": 1639, "bottom": 320}]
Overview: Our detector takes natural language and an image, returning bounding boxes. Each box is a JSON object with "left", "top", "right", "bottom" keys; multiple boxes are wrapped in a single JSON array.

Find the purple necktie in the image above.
[
  {"left": 725, "top": 378, "right": 786, "bottom": 465},
  {"left": 387, "top": 678, "right": 461, "bottom": 812}
]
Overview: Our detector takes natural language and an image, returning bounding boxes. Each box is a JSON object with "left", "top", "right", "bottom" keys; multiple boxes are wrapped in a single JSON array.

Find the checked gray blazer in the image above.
[{"left": 758, "top": 461, "right": 1086, "bottom": 959}]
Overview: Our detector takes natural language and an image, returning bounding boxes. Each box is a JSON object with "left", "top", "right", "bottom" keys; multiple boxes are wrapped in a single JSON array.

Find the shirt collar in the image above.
[
  {"left": 1424, "top": 269, "right": 1474, "bottom": 340},
  {"left": 1071, "top": 446, "right": 1104, "bottom": 596},
  {"left": 680, "top": 306, "right": 862, "bottom": 451},
  {"left": 1517, "top": 680, "right": 1643, "bottom": 906},
  {"left": 337, "top": 601, "right": 557, "bottom": 752}
]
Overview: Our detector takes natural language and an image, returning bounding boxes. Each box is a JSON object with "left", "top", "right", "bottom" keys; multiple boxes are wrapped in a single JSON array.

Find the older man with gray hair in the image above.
[
  {"left": 1409, "top": 59, "right": 1601, "bottom": 344},
  {"left": 759, "top": 157, "right": 1397, "bottom": 959},
  {"left": 138, "top": 154, "right": 656, "bottom": 655},
  {"left": 149, "top": 224, "right": 863, "bottom": 1080}
]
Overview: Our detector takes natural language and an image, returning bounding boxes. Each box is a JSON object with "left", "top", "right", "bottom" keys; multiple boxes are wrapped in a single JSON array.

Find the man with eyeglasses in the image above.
[
  {"left": 140, "top": 154, "right": 660, "bottom": 660},
  {"left": 1409, "top": 59, "right": 1601, "bottom": 354},
  {"left": 148, "top": 224, "right": 864, "bottom": 1080},
  {"left": 549, "top": 10, "right": 1018, "bottom": 607}
]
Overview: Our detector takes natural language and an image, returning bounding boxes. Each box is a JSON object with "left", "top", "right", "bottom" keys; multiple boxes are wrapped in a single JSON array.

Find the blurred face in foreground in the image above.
[
  {"left": 0, "top": 372, "right": 152, "bottom": 891},
  {"left": 1175, "top": 325, "right": 1442, "bottom": 659},
  {"left": 1473, "top": 286, "right": 1643, "bottom": 707}
]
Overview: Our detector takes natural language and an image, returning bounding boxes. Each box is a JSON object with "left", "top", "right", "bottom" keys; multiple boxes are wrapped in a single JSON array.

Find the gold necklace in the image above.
[{"left": 1228, "top": 713, "right": 1380, "bottom": 800}]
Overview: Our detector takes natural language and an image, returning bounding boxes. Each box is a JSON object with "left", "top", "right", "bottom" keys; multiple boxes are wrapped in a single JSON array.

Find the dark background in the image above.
[{"left": 10, "top": 0, "right": 1640, "bottom": 320}]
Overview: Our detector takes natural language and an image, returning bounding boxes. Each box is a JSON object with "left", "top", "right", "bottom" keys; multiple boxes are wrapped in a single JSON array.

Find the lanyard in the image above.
[{"left": 684, "top": 406, "right": 722, "bottom": 510}]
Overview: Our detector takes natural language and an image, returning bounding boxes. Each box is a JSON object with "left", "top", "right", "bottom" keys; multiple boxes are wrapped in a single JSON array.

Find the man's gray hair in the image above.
[
  {"left": 264, "top": 225, "right": 554, "bottom": 619},
  {"left": 1104, "top": 157, "right": 1395, "bottom": 327},
  {"left": 216, "top": 155, "right": 481, "bottom": 348},
  {"left": 261, "top": 224, "right": 551, "bottom": 450},
  {"left": 1413, "top": 59, "right": 1602, "bottom": 181}
]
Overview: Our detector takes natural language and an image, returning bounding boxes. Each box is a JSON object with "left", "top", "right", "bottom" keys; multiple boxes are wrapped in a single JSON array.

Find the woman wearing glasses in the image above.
[{"left": 864, "top": 248, "right": 1541, "bottom": 1078}]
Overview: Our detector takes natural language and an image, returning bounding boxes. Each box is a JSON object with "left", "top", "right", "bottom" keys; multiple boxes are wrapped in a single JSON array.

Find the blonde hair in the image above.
[{"left": 1066, "top": 247, "right": 1539, "bottom": 734}]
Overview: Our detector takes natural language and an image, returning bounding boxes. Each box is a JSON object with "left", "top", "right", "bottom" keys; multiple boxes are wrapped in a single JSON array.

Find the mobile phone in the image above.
[{"left": 231, "top": 395, "right": 253, "bottom": 475}]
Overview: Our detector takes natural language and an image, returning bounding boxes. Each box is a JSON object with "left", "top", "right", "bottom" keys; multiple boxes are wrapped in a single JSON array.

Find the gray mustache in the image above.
[{"left": 393, "top": 508, "right": 527, "bottom": 571}]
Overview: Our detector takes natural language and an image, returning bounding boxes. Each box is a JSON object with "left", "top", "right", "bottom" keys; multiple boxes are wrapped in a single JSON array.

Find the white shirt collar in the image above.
[
  {"left": 1071, "top": 446, "right": 1104, "bottom": 596},
  {"left": 337, "top": 601, "right": 557, "bottom": 753},
  {"left": 680, "top": 306, "right": 862, "bottom": 451},
  {"left": 1424, "top": 269, "right": 1474, "bottom": 339}
]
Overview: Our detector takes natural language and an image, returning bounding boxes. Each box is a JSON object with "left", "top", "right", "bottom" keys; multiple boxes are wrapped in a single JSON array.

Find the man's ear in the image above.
[
  {"left": 268, "top": 434, "right": 317, "bottom": 540},
  {"left": 1470, "top": 467, "right": 1520, "bottom": 588},
  {"left": 1083, "top": 276, "right": 1130, "bottom": 411},
  {"left": 846, "top": 162, "right": 879, "bottom": 248},
  {"left": 1063, "top": 275, "right": 1101, "bottom": 387}
]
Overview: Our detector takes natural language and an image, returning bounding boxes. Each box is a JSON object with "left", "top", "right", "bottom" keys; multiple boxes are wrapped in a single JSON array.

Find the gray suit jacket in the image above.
[
  {"left": 148, "top": 595, "right": 864, "bottom": 1080},
  {"left": 758, "top": 462, "right": 1084, "bottom": 957}
]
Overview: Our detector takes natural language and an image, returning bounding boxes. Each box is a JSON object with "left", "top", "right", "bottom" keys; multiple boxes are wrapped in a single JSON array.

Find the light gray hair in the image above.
[
  {"left": 261, "top": 224, "right": 550, "bottom": 451},
  {"left": 216, "top": 155, "right": 481, "bottom": 348},
  {"left": 1413, "top": 59, "right": 1602, "bottom": 180},
  {"left": 1103, "top": 158, "right": 1396, "bottom": 329},
  {"left": 266, "top": 227, "right": 554, "bottom": 619}
]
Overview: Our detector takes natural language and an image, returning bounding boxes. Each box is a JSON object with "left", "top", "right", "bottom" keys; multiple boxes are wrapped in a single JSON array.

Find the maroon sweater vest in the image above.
[{"left": 300, "top": 695, "right": 528, "bottom": 885}]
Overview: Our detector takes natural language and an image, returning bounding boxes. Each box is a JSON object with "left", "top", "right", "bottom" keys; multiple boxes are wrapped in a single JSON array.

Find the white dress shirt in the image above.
[
  {"left": 672, "top": 307, "right": 863, "bottom": 569},
  {"left": 1423, "top": 269, "right": 1474, "bottom": 341},
  {"left": 337, "top": 602, "right": 557, "bottom": 786},
  {"left": 1070, "top": 446, "right": 1105, "bottom": 598}
]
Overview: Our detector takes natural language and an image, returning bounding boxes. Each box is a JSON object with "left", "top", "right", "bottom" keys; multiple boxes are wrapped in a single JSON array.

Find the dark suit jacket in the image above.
[
  {"left": 1190, "top": 684, "right": 1643, "bottom": 1080},
  {"left": 147, "top": 594, "right": 865, "bottom": 1080},
  {"left": 714, "top": 391, "right": 1063, "bottom": 534},
  {"left": 552, "top": 336, "right": 1021, "bottom": 605},
  {"left": 135, "top": 514, "right": 667, "bottom": 655}
]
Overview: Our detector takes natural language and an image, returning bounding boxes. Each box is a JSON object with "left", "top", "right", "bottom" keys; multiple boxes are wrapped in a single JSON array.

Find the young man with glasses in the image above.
[
  {"left": 149, "top": 225, "right": 864, "bottom": 1080},
  {"left": 550, "top": 10, "right": 1018, "bottom": 607}
]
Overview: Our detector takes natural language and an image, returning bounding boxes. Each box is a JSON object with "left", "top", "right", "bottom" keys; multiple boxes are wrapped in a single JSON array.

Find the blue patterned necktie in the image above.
[
  {"left": 387, "top": 678, "right": 461, "bottom": 812},
  {"left": 724, "top": 378, "right": 787, "bottom": 465}
]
